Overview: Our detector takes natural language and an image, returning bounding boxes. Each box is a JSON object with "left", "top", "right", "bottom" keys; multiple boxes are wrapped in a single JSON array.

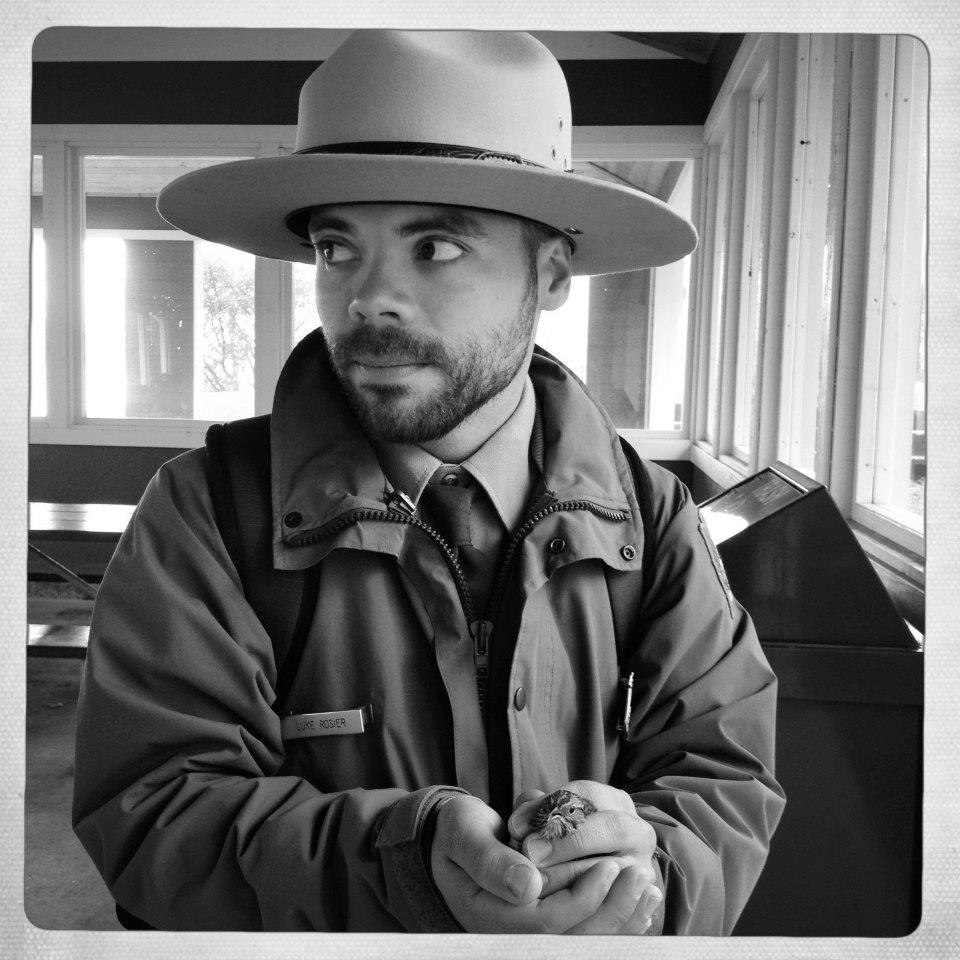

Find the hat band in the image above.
[{"left": 296, "top": 140, "right": 547, "bottom": 169}]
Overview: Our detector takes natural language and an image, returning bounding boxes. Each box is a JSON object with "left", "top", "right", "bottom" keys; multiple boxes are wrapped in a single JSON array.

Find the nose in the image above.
[{"left": 347, "top": 255, "right": 414, "bottom": 326}]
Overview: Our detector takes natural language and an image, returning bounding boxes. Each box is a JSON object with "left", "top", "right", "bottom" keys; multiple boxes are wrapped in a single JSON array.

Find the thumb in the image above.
[{"left": 438, "top": 798, "right": 543, "bottom": 904}]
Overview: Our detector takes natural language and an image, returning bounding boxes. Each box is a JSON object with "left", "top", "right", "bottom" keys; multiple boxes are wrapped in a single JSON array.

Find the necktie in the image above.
[{"left": 418, "top": 470, "right": 491, "bottom": 617}]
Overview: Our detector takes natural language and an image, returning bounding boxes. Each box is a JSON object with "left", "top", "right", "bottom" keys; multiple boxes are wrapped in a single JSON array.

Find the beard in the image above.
[{"left": 326, "top": 284, "right": 537, "bottom": 445}]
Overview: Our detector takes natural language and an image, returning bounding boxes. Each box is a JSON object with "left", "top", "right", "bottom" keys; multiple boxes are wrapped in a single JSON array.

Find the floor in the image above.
[{"left": 24, "top": 580, "right": 121, "bottom": 930}]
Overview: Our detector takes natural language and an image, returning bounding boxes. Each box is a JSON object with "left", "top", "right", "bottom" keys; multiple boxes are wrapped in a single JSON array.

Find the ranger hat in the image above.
[{"left": 157, "top": 29, "right": 698, "bottom": 275}]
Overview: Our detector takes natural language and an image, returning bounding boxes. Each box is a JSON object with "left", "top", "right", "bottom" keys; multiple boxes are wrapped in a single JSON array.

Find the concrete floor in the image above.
[{"left": 25, "top": 647, "right": 122, "bottom": 930}]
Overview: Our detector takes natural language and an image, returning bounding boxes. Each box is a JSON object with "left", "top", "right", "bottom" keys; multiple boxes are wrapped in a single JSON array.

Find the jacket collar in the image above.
[{"left": 270, "top": 329, "right": 645, "bottom": 568}]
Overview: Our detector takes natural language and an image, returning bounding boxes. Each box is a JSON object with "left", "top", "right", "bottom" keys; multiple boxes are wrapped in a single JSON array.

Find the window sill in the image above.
[
  {"left": 29, "top": 420, "right": 209, "bottom": 449},
  {"left": 851, "top": 522, "right": 925, "bottom": 636}
]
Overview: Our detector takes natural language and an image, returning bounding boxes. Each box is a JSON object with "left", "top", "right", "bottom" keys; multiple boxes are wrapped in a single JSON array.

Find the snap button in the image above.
[
  {"left": 441, "top": 473, "right": 459, "bottom": 486},
  {"left": 513, "top": 687, "right": 527, "bottom": 711},
  {"left": 548, "top": 537, "right": 566, "bottom": 555},
  {"left": 620, "top": 544, "right": 637, "bottom": 561},
  {"left": 283, "top": 511, "right": 303, "bottom": 528}
]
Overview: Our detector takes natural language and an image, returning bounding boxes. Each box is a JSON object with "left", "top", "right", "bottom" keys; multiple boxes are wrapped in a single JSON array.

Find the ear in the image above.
[{"left": 537, "top": 236, "right": 574, "bottom": 312}]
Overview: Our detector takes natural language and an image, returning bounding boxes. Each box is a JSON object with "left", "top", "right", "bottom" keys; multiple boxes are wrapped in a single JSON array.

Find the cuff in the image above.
[{"left": 374, "top": 785, "right": 468, "bottom": 932}]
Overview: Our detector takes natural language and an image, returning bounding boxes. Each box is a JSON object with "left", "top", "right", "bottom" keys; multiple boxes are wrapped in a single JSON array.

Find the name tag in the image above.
[{"left": 281, "top": 704, "right": 374, "bottom": 740}]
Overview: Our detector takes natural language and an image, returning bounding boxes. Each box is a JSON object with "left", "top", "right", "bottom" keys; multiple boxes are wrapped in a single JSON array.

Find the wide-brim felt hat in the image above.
[{"left": 157, "top": 30, "right": 698, "bottom": 276}]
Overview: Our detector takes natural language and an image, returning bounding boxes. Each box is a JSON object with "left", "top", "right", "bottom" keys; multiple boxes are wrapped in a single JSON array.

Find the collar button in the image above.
[{"left": 283, "top": 511, "right": 303, "bottom": 528}]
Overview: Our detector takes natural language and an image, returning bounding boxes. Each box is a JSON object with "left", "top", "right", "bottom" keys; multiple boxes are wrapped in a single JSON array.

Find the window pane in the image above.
[
  {"left": 858, "top": 36, "right": 927, "bottom": 529},
  {"left": 733, "top": 95, "right": 771, "bottom": 456},
  {"left": 293, "top": 260, "right": 319, "bottom": 345},
  {"left": 81, "top": 154, "right": 255, "bottom": 421},
  {"left": 704, "top": 146, "right": 731, "bottom": 444},
  {"left": 538, "top": 158, "right": 692, "bottom": 430},
  {"left": 31, "top": 154, "right": 46, "bottom": 418}
]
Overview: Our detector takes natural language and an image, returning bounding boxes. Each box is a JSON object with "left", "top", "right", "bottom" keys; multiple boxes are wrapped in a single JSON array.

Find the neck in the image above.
[{"left": 419, "top": 368, "right": 527, "bottom": 462}]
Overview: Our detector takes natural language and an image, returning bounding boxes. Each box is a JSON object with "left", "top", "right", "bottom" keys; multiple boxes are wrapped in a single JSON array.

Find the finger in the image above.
[
  {"left": 507, "top": 793, "right": 547, "bottom": 841},
  {"left": 613, "top": 883, "right": 664, "bottom": 935},
  {"left": 635, "top": 883, "right": 664, "bottom": 929},
  {"left": 522, "top": 810, "right": 655, "bottom": 869},
  {"left": 538, "top": 856, "right": 606, "bottom": 897},
  {"left": 563, "top": 864, "right": 645, "bottom": 935},
  {"left": 444, "top": 823, "right": 542, "bottom": 905},
  {"left": 513, "top": 789, "right": 546, "bottom": 808},
  {"left": 532, "top": 860, "right": 622, "bottom": 931}
]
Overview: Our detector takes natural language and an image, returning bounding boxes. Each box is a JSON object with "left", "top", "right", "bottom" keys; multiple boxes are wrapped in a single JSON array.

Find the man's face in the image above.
[{"left": 308, "top": 203, "right": 542, "bottom": 444}]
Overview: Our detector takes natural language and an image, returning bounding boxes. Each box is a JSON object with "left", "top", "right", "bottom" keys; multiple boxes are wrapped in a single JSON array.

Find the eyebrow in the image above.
[{"left": 307, "top": 207, "right": 490, "bottom": 241}]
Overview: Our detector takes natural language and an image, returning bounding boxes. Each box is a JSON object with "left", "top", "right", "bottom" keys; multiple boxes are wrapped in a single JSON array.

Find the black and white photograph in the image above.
[{"left": 5, "top": 7, "right": 956, "bottom": 957}]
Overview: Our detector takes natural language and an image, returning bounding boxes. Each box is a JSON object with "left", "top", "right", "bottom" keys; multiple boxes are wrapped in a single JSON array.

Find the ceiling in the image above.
[{"left": 31, "top": 28, "right": 720, "bottom": 63}]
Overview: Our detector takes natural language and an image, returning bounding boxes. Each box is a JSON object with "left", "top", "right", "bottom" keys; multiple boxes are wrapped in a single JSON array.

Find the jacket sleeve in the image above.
[
  {"left": 72, "top": 450, "right": 463, "bottom": 932},
  {"left": 612, "top": 463, "right": 786, "bottom": 935}
]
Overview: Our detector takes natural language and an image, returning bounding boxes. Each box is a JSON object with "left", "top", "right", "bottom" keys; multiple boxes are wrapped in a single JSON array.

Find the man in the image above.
[{"left": 73, "top": 29, "right": 785, "bottom": 934}]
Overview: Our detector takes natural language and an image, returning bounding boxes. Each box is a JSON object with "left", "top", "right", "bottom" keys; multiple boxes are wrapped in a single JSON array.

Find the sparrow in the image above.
[{"left": 530, "top": 789, "right": 597, "bottom": 840}]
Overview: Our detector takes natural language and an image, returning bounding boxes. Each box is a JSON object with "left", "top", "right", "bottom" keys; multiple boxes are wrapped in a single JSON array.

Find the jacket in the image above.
[{"left": 73, "top": 331, "right": 785, "bottom": 933}]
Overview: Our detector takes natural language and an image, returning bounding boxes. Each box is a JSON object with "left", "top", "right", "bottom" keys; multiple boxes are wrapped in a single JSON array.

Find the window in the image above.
[
  {"left": 80, "top": 154, "right": 258, "bottom": 423},
  {"left": 732, "top": 80, "right": 773, "bottom": 462},
  {"left": 693, "top": 33, "right": 926, "bottom": 574},
  {"left": 702, "top": 139, "right": 732, "bottom": 448},
  {"left": 31, "top": 126, "right": 701, "bottom": 449},
  {"left": 293, "top": 260, "right": 318, "bottom": 345},
  {"left": 29, "top": 131, "right": 290, "bottom": 446},
  {"left": 776, "top": 35, "right": 847, "bottom": 481},
  {"left": 852, "top": 36, "right": 927, "bottom": 550}
]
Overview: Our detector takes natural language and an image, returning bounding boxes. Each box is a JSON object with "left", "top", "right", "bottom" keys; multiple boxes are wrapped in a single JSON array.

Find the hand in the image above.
[
  {"left": 507, "top": 780, "right": 663, "bottom": 934},
  {"left": 429, "top": 793, "right": 626, "bottom": 934}
]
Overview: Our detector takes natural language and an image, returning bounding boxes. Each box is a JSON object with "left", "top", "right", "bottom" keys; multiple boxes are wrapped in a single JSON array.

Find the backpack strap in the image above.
[
  {"left": 606, "top": 435, "right": 659, "bottom": 670},
  {"left": 204, "top": 416, "right": 321, "bottom": 709}
]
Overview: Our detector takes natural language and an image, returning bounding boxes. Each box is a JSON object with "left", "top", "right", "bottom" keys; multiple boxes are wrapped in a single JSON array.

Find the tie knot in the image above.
[{"left": 419, "top": 467, "right": 474, "bottom": 547}]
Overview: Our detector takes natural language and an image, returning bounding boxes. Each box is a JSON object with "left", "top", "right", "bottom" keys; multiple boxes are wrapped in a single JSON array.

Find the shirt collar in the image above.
[{"left": 372, "top": 376, "right": 537, "bottom": 533}]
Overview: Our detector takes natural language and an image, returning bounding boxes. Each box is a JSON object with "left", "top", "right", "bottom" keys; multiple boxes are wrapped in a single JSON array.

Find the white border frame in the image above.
[{"left": 5, "top": 13, "right": 956, "bottom": 960}]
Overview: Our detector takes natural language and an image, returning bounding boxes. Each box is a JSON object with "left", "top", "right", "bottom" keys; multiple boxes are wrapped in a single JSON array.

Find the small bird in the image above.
[{"left": 531, "top": 789, "right": 597, "bottom": 840}]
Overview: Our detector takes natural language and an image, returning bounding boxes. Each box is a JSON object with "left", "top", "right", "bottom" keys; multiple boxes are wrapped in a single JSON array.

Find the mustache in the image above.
[{"left": 328, "top": 325, "right": 451, "bottom": 367}]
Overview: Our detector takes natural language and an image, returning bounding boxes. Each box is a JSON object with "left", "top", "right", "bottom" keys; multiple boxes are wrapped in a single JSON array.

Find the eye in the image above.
[
  {"left": 313, "top": 239, "right": 357, "bottom": 264},
  {"left": 417, "top": 239, "right": 465, "bottom": 263}
]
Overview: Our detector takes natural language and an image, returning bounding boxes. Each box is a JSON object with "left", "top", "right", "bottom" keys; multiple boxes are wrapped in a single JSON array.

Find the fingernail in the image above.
[
  {"left": 640, "top": 884, "right": 663, "bottom": 909},
  {"left": 506, "top": 863, "right": 536, "bottom": 900},
  {"left": 524, "top": 838, "right": 550, "bottom": 865}
]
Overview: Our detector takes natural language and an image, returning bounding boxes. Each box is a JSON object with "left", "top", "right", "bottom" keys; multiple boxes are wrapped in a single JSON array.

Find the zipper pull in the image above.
[
  {"left": 469, "top": 619, "right": 493, "bottom": 679},
  {"left": 386, "top": 489, "right": 417, "bottom": 515},
  {"left": 616, "top": 671, "right": 635, "bottom": 740}
]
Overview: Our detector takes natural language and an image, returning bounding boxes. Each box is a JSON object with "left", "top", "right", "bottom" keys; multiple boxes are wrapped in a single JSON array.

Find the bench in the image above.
[
  {"left": 28, "top": 502, "right": 135, "bottom": 656},
  {"left": 28, "top": 622, "right": 89, "bottom": 658}
]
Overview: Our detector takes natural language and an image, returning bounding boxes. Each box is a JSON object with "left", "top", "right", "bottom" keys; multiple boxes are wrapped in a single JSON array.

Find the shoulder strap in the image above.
[
  {"left": 204, "top": 416, "right": 321, "bottom": 708},
  {"left": 606, "top": 435, "right": 658, "bottom": 669}
]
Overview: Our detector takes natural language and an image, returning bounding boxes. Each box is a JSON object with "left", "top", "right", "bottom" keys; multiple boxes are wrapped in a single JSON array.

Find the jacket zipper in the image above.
[{"left": 286, "top": 494, "right": 629, "bottom": 717}]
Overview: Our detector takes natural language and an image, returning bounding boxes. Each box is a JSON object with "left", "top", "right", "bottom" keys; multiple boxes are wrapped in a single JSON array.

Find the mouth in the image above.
[
  {"left": 352, "top": 355, "right": 426, "bottom": 369},
  {"left": 348, "top": 357, "right": 432, "bottom": 386}
]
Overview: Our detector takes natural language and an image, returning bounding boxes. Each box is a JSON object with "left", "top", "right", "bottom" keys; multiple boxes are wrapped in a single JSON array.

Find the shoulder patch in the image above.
[{"left": 697, "top": 510, "right": 736, "bottom": 618}]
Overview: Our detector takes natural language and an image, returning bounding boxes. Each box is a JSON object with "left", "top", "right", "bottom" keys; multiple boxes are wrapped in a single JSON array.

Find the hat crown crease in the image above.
[{"left": 295, "top": 30, "right": 572, "bottom": 171}]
